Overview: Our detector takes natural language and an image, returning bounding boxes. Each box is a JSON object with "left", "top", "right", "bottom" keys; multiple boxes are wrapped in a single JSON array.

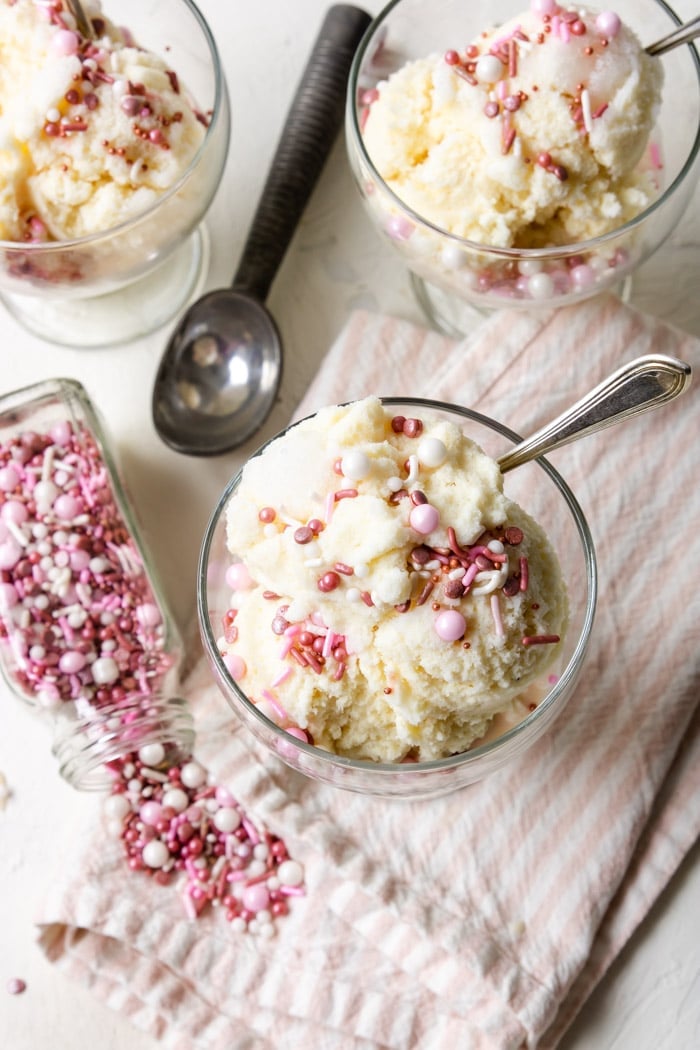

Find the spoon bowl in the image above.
[
  {"left": 153, "top": 5, "right": 372, "bottom": 457},
  {"left": 152, "top": 290, "right": 282, "bottom": 455}
]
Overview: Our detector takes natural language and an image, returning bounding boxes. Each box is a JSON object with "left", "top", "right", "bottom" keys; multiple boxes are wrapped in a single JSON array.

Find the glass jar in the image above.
[{"left": 0, "top": 378, "right": 193, "bottom": 789}]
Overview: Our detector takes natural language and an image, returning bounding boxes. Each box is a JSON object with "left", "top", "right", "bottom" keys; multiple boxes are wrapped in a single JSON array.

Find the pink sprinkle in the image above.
[
  {"left": 51, "top": 28, "right": 79, "bottom": 55},
  {"left": 7, "top": 978, "right": 26, "bottom": 995},
  {"left": 490, "top": 594, "right": 505, "bottom": 637},
  {"left": 225, "top": 562, "right": 254, "bottom": 591},
  {"left": 595, "top": 11, "right": 621, "bottom": 38},
  {"left": 531, "top": 0, "right": 557, "bottom": 14},
  {"left": 136, "top": 602, "right": 162, "bottom": 628},
  {"left": 182, "top": 893, "right": 197, "bottom": 920},
  {"left": 434, "top": 609, "right": 467, "bottom": 642},
  {"left": 140, "top": 801, "right": 163, "bottom": 826},
  {"left": 58, "top": 649, "right": 86, "bottom": 674},
  {"left": 462, "top": 563, "right": 479, "bottom": 590},
  {"left": 0, "top": 466, "right": 20, "bottom": 491},
  {"left": 508, "top": 39, "right": 518, "bottom": 77},
  {"left": 242, "top": 882, "right": 270, "bottom": 913},
  {"left": 215, "top": 786, "right": 234, "bottom": 806},
  {"left": 519, "top": 556, "right": 529, "bottom": 592},
  {"left": 386, "top": 215, "right": 414, "bottom": 241},
  {"left": 279, "top": 626, "right": 300, "bottom": 658},
  {"left": 649, "top": 142, "right": 663, "bottom": 170},
  {"left": 261, "top": 690, "right": 289, "bottom": 722},
  {"left": 409, "top": 503, "right": 440, "bottom": 535},
  {"left": 334, "top": 488, "right": 358, "bottom": 501},
  {"left": 241, "top": 818, "right": 260, "bottom": 845},
  {"left": 322, "top": 630, "right": 335, "bottom": 659},
  {"left": 223, "top": 652, "right": 246, "bottom": 681},
  {"left": 270, "top": 666, "right": 292, "bottom": 688},
  {"left": 470, "top": 544, "right": 506, "bottom": 563},
  {"left": 53, "top": 493, "right": 81, "bottom": 519},
  {"left": 278, "top": 884, "right": 305, "bottom": 897},
  {"left": 502, "top": 120, "right": 516, "bottom": 155},
  {"left": 286, "top": 726, "right": 309, "bottom": 742},
  {"left": 304, "top": 650, "right": 324, "bottom": 673}
]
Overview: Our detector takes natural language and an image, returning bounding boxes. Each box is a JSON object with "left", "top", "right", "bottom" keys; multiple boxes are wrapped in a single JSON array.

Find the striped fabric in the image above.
[{"left": 37, "top": 295, "right": 699, "bottom": 1049}]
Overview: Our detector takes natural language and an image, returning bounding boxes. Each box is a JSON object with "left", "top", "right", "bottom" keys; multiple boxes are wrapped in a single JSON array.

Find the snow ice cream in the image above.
[
  {"left": 361, "top": 1, "right": 663, "bottom": 249},
  {"left": 0, "top": 0, "right": 207, "bottom": 243},
  {"left": 217, "top": 398, "right": 569, "bottom": 763}
]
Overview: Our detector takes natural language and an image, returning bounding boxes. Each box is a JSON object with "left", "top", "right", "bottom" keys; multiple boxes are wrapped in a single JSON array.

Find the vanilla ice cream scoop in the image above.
[
  {"left": 0, "top": 0, "right": 206, "bottom": 242},
  {"left": 219, "top": 397, "right": 569, "bottom": 763},
  {"left": 362, "top": 1, "right": 663, "bottom": 248}
]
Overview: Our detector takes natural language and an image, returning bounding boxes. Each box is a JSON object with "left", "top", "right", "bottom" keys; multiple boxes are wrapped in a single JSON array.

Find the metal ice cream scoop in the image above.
[{"left": 152, "top": 5, "right": 372, "bottom": 457}]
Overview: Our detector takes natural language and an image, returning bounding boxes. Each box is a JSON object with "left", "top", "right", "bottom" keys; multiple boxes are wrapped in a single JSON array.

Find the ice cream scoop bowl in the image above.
[
  {"left": 152, "top": 5, "right": 373, "bottom": 455},
  {"left": 198, "top": 398, "right": 598, "bottom": 800},
  {"left": 346, "top": 0, "right": 700, "bottom": 334},
  {"left": 0, "top": 0, "right": 230, "bottom": 347}
]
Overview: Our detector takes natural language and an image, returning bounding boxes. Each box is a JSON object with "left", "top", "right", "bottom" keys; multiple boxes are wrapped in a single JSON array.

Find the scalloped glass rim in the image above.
[
  {"left": 0, "top": 0, "right": 227, "bottom": 254},
  {"left": 346, "top": 0, "right": 700, "bottom": 262},
  {"left": 197, "top": 397, "right": 598, "bottom": 779}
]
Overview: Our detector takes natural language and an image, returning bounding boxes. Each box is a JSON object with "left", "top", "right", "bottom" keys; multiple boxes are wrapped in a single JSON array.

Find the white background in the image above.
[{"left": 1, "top": 1, "right": 699, "bottom": 1047}]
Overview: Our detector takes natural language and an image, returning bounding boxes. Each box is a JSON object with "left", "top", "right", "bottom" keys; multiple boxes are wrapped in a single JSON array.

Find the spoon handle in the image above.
[
  {"left": 645, "top": 15, "right": 700, "bottom": 56},
  {"left": 232, "top": 4, "right": 372, "bottom": 301},
  {"left": 65, "top": 0, "right": 94, "bottom": 39},
  {"left": 497, "top": 355, "right": 692, "bottom": 474}
]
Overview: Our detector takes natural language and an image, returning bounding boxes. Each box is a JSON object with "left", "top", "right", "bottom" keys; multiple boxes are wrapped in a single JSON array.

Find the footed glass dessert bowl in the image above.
[
  {"left": 345, "top": 0, "right": 700, "bottom": 334},
  {"left": 198, "top": 398, "right": 597, "bottom": 800},
  {"left": 0, "top": 0, "right": 230, "bottom": 347}
]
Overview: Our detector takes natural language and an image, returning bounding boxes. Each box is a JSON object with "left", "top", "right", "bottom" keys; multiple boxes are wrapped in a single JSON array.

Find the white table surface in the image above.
[{"left": 1, "top": 1, "right": 699, "bottom": 1047}]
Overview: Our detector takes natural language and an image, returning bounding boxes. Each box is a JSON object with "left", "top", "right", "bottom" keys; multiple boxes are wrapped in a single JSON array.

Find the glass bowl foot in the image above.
[
  {"left": 410, "top": 271, "right": 634, "bottom": 338},
  {"left": 0, "top": 224, "right": 210, "bottom": 349}
]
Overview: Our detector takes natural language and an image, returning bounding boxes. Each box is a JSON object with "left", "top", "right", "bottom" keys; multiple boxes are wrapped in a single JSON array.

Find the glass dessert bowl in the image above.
[
  {"left": 0, "top": 0, "right": 230, "bottom": 347},
  {"left": 346, "top": 0, "right": 700, "bottom": 334},
  {"left": 198, "top": 398, "right": 597, "bottom": 801}
]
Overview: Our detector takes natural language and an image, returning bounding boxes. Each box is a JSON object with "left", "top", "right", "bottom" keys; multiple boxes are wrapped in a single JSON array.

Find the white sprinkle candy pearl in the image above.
[
  {"left": 180, "top": 761, "right": 207, "bottom": 789},
  {"left": 138, "top": 743, "right": 166, "bottom": 767},
  {"left": 340, "top": 450, "right": 371, "bottom": 481},
  {"left": 528, "top": 272, "right": 555, "bottom": 300},
  {"left": 143, "top": 840, "right": 170, "bottom": 869},
  {"left": 213, "top": 806, "right": 242, "bottom": 833},
  {"left": 162, "top": 787, "right": 189, "bottom": 812},
  {"left": 277, "top": 859, "right": 304, "bottom": 887},
  {"left": 104, "top": 794, "right": 131, "bottom": 821},
  {"left": 417, "top": 437, "right": 447, "bottom": 468},
  {"left": 475, "top": 54, "right": 504, "bottom": 84},
  {"left": 91, "top": 656, "right": 120, "bottom": 685}
]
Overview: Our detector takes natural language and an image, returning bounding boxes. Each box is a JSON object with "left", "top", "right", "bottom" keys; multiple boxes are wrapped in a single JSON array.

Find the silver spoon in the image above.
[
  {"left": 66, "top": 0, "right": 94, "bottom": 39},
  {"left": 645, "top": 14, "right": 700, "bottom": 56},
  {"left": 497, "top": 355, "right": 691, "bottom": 474},
  {"left": 152, "top": 5, "right": 372, "bottom": 457}
]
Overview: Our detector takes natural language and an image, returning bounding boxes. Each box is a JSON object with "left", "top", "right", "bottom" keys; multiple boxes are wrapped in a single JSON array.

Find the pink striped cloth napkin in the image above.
[{"left": 38, "top": 295, "right": 699, "bottom": 1049}]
